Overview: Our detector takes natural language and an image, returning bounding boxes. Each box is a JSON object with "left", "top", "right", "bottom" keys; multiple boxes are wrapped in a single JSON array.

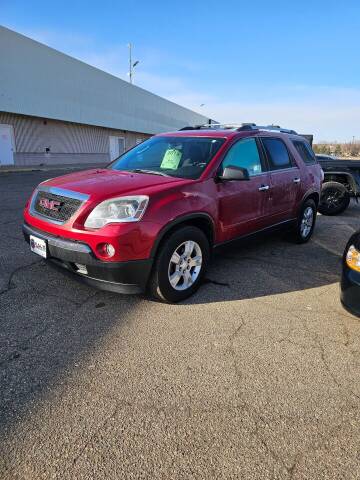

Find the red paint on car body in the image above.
[{"left": 24, "top": 129, "right": 323, "bottom": 266}]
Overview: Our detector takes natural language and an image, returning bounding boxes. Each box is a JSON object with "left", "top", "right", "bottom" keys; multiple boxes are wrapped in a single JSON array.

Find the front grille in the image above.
[{"left": 34, "top": 191, "right": 83, "bottom": 223}]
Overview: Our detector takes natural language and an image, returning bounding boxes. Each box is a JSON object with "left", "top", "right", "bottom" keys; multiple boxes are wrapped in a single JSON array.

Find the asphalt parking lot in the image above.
[{"left": 1, "top": 169, "right": 360, "bottom": 480}]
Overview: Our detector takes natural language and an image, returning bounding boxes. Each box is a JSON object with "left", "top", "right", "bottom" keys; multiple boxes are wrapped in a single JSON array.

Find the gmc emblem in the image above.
[{"left": 39, "top": 198, "right": 62, "bottom": 211}]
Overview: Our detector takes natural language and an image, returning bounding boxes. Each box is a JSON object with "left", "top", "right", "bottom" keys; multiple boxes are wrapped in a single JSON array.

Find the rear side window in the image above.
[
  {"left": 261, "top": 138, "right": 292, "bottom": 170},
  {"left": 292, "top": 140, "right": 317, "bottom": 165},
  {"left": 222, "top": 138, "right": 263, "bottom": 176}
]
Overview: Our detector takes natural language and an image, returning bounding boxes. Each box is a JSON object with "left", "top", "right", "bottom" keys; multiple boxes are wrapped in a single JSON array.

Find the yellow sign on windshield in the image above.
[{"left": 160, "top": 148, "right": 182, "bottom": 170}]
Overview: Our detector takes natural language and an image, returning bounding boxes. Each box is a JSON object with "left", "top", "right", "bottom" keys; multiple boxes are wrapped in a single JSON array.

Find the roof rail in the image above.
[
  {"left": 237, "top": 124, "right": 298, "bottom": 134},
  {"left": 179, "top": 123, "right": 243, "bottom": 131},
  {"left": 179, "top": 123, "right": 298, "bottom": 134}
]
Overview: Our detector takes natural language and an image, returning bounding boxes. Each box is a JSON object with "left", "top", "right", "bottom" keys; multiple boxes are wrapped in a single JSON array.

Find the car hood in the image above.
[{"left": 41, "top": 168, "right": 189, "bottom": 200}]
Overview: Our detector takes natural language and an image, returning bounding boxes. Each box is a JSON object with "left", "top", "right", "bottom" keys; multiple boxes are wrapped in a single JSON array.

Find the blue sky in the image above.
[{"left": 2, "top": 0, "right": 360, "bottom": 141}]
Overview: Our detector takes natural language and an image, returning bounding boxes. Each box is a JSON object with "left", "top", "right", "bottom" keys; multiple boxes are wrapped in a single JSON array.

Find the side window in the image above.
[
  {"left": 292, "top": 140, "right": 316, "bottom": 164},
  {"left": 222, "top": 138, "right": 263, "bottom": 176},
  {"left": 262, "top": 138, "right": 292, "bottom": 170}
]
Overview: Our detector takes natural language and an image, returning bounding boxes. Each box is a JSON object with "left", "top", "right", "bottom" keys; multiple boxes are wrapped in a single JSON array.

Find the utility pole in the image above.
[
  {"left": 128, "top": 43, "right": 139, "bottom": 85},
  {"left": 128, "top": 43, "right": 133, "bottom": 84}
]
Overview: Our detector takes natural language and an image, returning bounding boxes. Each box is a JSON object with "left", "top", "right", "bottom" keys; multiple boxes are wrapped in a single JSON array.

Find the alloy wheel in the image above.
[
  {"left": 168, "top": 240, "right": 203, "bottom": 291},
  {"left": 323, "top": 188, "right": 345, "bottom": 210},
  {"left": 300, "top": 206, "right": 314, "bottom": 238}
]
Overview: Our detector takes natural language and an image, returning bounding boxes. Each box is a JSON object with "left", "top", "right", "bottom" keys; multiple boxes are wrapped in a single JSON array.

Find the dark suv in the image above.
[
  {"left": 23, "top": 124, "right": 323, "bottom": 302},
  {"left": 316, "top": 155, "right": 360, "bottom": 215},
  {"left": 341, "top": 230, "right": 360, "bottom": 316}
]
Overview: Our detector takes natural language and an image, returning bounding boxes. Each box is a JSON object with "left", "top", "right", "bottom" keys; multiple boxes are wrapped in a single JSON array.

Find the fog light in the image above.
[
  {"left": 97, "top": 243, "right": 116, "bottom": 258},
  {"left": 346, "top": 245, "right": 360, "bottom": 272}
]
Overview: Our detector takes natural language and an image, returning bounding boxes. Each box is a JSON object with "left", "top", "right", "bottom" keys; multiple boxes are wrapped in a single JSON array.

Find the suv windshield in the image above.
[{"left": 109, "top": 136, "right": 225, "bottom": 179}]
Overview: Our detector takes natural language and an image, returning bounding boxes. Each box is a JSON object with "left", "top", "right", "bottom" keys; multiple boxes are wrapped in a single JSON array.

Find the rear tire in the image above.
[
  {"left": 292, "top": 199, "right": 317, "bottom": 244},
  {"left": 318, "top": 181, "right": 351, "bottom": 216},
  {"left": 149, "top": 226, "right": 210, "bottom": 303}
]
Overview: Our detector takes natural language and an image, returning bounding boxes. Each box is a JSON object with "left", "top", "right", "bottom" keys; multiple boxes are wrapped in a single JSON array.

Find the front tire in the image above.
[
  {"left": 149, "top": 226, "right": 210, "bottom": 303},
  {"left": 292, "top": 199, "right": 317, "bottom": 244},
  {"left": 318, "top": 181, "right": 351, "bottom": 216}
]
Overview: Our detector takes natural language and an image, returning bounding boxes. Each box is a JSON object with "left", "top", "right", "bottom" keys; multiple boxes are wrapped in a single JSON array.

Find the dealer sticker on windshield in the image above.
[
  {"left": 30, "top": 235, "right": 47, "bottom": 258},
  {"left": 160, "top": 148, "right": 182, "bottom": 170}
]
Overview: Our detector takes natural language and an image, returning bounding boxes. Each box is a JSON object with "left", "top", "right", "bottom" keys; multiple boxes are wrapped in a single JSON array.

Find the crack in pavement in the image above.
[
  {"left": 0, "top": 288, "right": 99, "bottom": 370},
  {"left": 0, "top": 260, "right": 43, "bottom": 296},
  {"left": 33, "top": 283, "right": 98, "bottom": 309},
  {"left": 301, "top": 316, "right": 358, "bottom": 398},
  {"left": 276, "top": 415, "right": 357, "bottom": 480},
  {"left": 226, "top": 307, "right": 360, "bottom": 479},
  {"left": 227, "top": 319, "right": 297, "bottom": 475},
  {"left": 250, "top": 415, "right": 298, "bottom": 478},
  {"left": 0, "top": 321, "right": 53, "bottom": 369}
]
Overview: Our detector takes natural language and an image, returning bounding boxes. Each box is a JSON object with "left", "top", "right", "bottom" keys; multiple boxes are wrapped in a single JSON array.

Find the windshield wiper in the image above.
[{"left": 130, "top": 169, "right": 170, "bottom": 177}]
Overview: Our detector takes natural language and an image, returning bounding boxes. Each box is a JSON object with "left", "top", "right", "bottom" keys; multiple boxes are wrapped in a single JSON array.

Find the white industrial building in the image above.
[{"left": 0, "top": 26, "right": 211, "bottom": 167}]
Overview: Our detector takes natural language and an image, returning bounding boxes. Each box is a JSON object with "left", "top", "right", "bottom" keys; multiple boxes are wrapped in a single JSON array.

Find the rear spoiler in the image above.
[{"left": 299, "top": 134, "right": 314, "bottom": 146}]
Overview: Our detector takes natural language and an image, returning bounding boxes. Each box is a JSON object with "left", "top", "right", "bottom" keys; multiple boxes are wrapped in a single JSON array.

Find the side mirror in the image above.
[{"left": 219, "top": 165, "right": 250, "bottom": 181}]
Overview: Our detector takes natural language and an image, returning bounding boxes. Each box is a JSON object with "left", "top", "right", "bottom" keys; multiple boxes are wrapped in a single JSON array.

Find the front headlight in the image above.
[
  {"left": 346, "top": 245, "right": 360, "bottom": 272},
  {"left": 84, "top": 195, "right": 149, "bottom": 229}
]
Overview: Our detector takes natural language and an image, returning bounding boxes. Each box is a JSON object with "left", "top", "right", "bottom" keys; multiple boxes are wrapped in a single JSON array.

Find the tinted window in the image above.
[
  {"left": 222, "top": 138, "right": 263, "bottom": 176},
  {"left": 109, "top": 136, "right": 225, "bottom": 179},
  {"left": 262, "top": 138, "right": 292, "bottom": 170},
  {"left": 293, "top": 141, "right": 316, "bottom": 164}
]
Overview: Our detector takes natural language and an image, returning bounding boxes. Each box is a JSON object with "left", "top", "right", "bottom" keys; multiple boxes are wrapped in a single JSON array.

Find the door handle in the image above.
[
  {"left": 293, "top": 178, "right": 301, "bottom": 184},
  {"left": 258, "top": 185, "right": 270, "bottom": 191}
]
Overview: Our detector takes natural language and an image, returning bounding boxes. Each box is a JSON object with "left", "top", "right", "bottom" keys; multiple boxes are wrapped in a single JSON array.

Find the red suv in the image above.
[{"left": 23, "top": 124, "right": 323, "bottom": 302}]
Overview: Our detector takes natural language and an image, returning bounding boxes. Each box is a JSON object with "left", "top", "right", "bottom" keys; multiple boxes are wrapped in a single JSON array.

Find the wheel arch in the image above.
[
  {"left": 304, "top": 191, "right": 320, "bottom": 208},
  {"left": 323, "top": 172, "right": 355, "bottom": 193},
  {"left": 150, "top": 213, "right": 216, "bottom": 259},
  {"left": 294, "top": 190, "right": 320, "bottom": 219}
]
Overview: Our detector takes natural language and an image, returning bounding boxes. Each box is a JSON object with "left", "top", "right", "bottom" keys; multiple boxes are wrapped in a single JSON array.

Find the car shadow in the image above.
[
  {"left": 183, "top": 207, "right": 359, "bottom": 305},
  {"left": 0, "top": 171, "right": 143, "bottom": 445},
  {"left": 0, "top": 261, "right": 141, "bottom": 437}
]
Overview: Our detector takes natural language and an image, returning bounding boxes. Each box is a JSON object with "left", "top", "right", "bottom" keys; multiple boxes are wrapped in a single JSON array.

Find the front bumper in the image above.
[
  {"left": 23, "top": 223, "right": 153, "bottom": 294},
  {"left": 341, "top": 266, "right": 360, "bottom": 317}
]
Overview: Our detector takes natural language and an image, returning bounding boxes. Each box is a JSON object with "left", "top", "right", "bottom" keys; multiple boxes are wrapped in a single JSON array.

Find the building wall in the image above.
[
  {"left": 0, "top": 26, "right": 210, "bottom": 135},
  {"left": 0, "top": 112, "right": 150, "bottom": 166},
  {"left": 0, "top": 27, "right": 214, "bottom": 167}
]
